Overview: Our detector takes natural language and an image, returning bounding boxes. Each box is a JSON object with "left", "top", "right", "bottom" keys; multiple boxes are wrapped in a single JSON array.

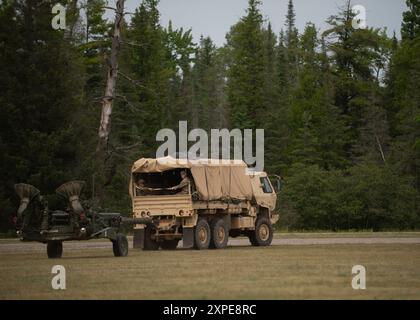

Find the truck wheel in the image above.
[
  {"left": 160, "top": 239, "right": 179, "bottom": 250},
  {"left": 112, "top": 233, "right": 128, "bottom": 257},
  {"left": 144, "top": 226, "right": 159, "bottom": 250},
  {"left": 210, "top": 218, "right": 229, "bottom": 249},
  {"left": 47, "top": 241, "right": 63, "bottom": 258},
  {"left": 249, "top": 217, "right": 273, "bottom": 246},
  {"left": 194, "top": 219, "right": 210, "bottom": 250}
]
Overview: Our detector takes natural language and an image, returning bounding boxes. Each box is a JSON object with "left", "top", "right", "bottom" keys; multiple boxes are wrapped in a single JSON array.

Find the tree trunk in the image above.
[
  {"left": 97, "top": 0, "right": 125, "bottom": 152},
  {"left": 374, "top": 132, "right": 387, "bottom": 164},
  {"left": 95, "top": 0, "right": 125, "bottom": 203}
]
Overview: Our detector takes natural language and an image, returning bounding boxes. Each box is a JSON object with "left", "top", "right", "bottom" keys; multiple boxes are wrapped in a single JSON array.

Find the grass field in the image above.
[
  {"left": 1, "top": 240, "right": 419, "bottom": 299},
  {"left": 273, "top": 231, "right": 420, "bottom": 238}
]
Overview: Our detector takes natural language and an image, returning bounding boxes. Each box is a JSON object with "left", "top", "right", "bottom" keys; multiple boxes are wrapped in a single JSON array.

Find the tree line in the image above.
[{"left": 0, "top": 0, "right": 419, "bottom": 232}]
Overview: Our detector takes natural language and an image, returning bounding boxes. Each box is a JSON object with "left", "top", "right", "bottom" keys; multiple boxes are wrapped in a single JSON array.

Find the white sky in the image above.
[{"left": 113, "top": 0, "right": 408, "bottom": 46}]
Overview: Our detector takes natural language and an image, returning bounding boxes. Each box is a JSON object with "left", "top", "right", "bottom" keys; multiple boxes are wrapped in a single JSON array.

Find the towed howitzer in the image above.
[{"left": 14, "top": 180, "right": 154, "bottom": 258}]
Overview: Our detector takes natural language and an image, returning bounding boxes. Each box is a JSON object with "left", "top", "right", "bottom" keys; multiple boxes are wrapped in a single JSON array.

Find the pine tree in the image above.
[
  {"left": 117, "top": 0, "right": 196, "bottom": 154},
  {"left": 323, "top": 0, "right": 391, "bottom": 162},
  {"left": 118, "top": 0, "right": 169, "bottom": 156},
  {"left": 83, "top": 0, "right": 109, "bottom": 42},
  {"left": 79, "top": 0, "right": 110, "bottom": 95},
  {"left": 164, "top": 22, "right": 196, "bottom": 128},
  {"left": 401, "top": 0, "right": 420, "bottom": 41},
  {"left": 285, "top": 0, "right": 298, "bottom": 49},
  {"left": 284, "top": 0, "right": 299, "bottom": 86},
  {"left": 262, "top": 24, "right": 289, "bottom": 174},
  {"left": 287, "top": 23, "right": 349, "bottom": 170},
  {"left": 192, "top": 36, "right": 228, "bottom": 131},
  {"left": 276, "top": 30, "right": 288, "bottom": 94},
  {"left": 387, "top": 0, "right": 420, "bottom": 190},
  {"left": 78, "top": 0, "right": 110, "bottom": 141},
  {"left": 262, "top": 23, "right": 278, "bottom": 121},
  {"left": 226, "top": 0, "right": 265, "bottom": 129},
  {"left": 0, "top": 0, "right": 85, "bottom": 228}
]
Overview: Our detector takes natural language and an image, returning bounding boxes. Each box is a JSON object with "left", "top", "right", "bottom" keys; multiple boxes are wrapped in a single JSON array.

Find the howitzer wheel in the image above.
[
  {"left": 112, "top": 233, "right": 128, "bottom": 257},
  {"left": 160, "top": 239, "right": 179, "bottom": 250},
  {"left": 248, "top": 217, "right": 273, "bottom": 247},
  {"left": 47, "top": 241, "right": 63, "bottom": 258}
]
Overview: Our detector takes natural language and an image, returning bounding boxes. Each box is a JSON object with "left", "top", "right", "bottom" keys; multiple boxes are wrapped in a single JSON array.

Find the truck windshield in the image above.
[{"left": 260, "top": 177, "right": 273, "bottom": 193}]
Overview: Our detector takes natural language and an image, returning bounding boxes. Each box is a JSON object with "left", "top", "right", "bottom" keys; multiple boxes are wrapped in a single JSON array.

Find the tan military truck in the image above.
[{"left": 129, "top": 157, "right": 279, "bottom": 250}]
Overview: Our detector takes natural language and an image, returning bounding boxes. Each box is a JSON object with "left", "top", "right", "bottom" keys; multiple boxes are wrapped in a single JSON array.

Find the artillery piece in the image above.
[{"left": 14, "top": 180, "right": 153, "bottom": 258}]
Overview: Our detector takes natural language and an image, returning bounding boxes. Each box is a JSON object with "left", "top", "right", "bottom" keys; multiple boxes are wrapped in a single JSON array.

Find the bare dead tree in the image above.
[
  {"left": 97, "top": 0, "right": 125, "bottom": 153},
  {"left": 375, "top": 132, "right": 387, "bottom": 164},
  {"left": 93, "top": 0, "right": 125, "bottom": 202}
]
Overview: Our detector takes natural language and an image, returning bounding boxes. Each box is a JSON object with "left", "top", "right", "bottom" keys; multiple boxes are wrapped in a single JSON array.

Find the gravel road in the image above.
[{"left": 1, "top": 235, "right": 419, "bottom": 255}]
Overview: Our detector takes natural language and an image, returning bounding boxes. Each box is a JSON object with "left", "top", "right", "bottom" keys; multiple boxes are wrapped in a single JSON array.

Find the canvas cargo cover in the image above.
[{"left": 131, "top": 157, "right": 253, "bottom": 201}]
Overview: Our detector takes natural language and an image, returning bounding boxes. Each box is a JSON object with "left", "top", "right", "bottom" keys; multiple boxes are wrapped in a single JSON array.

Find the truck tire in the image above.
[
  {"left": 47, "top": 241, "right": 63, "bottom": 258},
  {"left": 144, "top": 226, "right": 160, "bottom": 250},
  {"left": 249, "top": 217, "right": 273, "bottom": 246},
  {"left": 160, "top": 239, "right": 179, "bottom": 250},
  {"left": 210, "top": 218, "right": 229, "bottom": 249},
  {"left": 194, "top": 218, "right": 210, "bottom": 250},
  {"left": 112, "top": 233, "right": 128, "bottom": 257}
]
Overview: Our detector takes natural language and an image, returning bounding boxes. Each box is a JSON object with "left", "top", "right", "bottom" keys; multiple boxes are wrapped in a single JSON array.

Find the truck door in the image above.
[{"left": 252, "top": 175, "right": 277, "bottom": 211}]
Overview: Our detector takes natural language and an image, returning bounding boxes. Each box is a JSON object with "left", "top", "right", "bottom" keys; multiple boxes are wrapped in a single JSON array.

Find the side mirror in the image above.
[
  {"left": 269, "top": 175, "right": 282, "bottom": 193},
  {"left": 276, "top": 179, "right": 282, "bottom": 192}
]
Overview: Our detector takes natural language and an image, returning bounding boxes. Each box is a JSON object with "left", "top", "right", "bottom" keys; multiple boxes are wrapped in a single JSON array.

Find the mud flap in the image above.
[
  {"left": 182, "top": 227, "right": 194, "bottom": 248},
  {"left": 133, "top": 229, "right": 144, "bottom": 249}
]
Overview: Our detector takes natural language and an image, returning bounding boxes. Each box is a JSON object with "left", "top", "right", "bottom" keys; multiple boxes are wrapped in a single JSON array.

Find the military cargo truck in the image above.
[{"left": 130, "top": 157, "right": 279, "bottom": 250}]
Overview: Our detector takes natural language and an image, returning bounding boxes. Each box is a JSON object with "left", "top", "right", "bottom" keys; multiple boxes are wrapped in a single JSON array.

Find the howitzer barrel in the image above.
[{"left": 121, "top": 217, "right": 155, "bottom": 226}]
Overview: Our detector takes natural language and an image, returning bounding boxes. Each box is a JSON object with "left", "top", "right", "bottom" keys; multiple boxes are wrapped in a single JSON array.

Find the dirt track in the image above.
[{"left": 1, "top": 235, "right": 420, "bottom": 255}]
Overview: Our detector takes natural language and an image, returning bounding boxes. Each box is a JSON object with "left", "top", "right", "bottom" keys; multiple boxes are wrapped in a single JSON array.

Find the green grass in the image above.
[{"left": 1, "top": 243, "right": 419, "bottom": 299}]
